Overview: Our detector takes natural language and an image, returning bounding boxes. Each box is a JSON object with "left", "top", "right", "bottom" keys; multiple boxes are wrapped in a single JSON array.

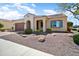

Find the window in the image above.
[{"left": 51, "top": 20, "right": 63, "bottom": 28}]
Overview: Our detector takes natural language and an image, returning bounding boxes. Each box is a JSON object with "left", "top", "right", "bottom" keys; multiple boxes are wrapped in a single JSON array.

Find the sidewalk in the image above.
[{"left": 0, "top": 38, "right": 52, "bottom": 56}]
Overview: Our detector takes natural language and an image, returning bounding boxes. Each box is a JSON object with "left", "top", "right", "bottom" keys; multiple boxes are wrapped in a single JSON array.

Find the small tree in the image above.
[
  {"left": 67, "top": 22, "right": 73, "bottom": 32},
  {"left": 0, "top": 23, "right": 3, "bottom": 29}
]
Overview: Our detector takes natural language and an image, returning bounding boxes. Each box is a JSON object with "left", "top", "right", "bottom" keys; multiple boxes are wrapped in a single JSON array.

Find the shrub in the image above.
[
  {"left": 73, "top": 34, "right": 79, "bottom": 45},
  {"left": 0, "top": 23, "right": 4, "bottom": 29},
  {"left": 72, "top": 28, "right": 77, "bottom": 31},
  {"left": 11, "top": 27, "right": 13, "bottom": 29},
  {"left": 46, "top": 28, "right": 52, "bottom": 33},
  {"left": 40, "top": 29, "right": 43, "bottom": 32},
  {"left": 24, "top": 29, "right": 32, "bottom": 34},
  {"left": 0, "top": 28, "right": 5, "bottom": 32},
  {"left": 35, "top": 29, "right": 43, "bottom": 33}
]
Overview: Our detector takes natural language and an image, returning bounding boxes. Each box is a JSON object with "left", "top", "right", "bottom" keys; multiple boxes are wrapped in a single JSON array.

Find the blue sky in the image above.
[{"left": 0, "top": 3, "right": 79, "bottom": 25}]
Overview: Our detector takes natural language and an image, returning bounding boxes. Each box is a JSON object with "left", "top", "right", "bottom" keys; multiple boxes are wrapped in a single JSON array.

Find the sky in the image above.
[{"left": 0, "top": 3, "right": 79, "bottom": 25}]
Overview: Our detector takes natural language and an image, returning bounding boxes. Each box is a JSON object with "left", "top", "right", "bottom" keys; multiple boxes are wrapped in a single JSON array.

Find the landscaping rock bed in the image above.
[{"left": 1, "top": 32, "right": 79, "bottom": 56}]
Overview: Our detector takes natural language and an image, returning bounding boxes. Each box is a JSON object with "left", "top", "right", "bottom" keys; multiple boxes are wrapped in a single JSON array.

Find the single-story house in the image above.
[{"left": 0, "top": 13, "right": 67, "bottom": 32}]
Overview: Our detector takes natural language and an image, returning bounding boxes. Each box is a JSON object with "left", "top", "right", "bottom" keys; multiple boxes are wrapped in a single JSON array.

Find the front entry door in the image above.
[{"left": 37, "top": 20, "right": 43, "bottom": 30}]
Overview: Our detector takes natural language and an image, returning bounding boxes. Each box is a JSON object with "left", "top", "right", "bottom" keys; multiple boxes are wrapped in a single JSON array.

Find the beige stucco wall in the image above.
[
  {"left": 0, "top": 14, "right": 67, "bottom": 32},
  {"left": 12, "top": 13, "right": 35, "bottom": 31},
  {"left": 46, "top": 16, "right": 67, "bottom": 31},
  {"left": 0, "top": 19, "right": 25, "bottom": 31},
  {"left": 35, "top": 16, "right": 67, "bottom": 32}
]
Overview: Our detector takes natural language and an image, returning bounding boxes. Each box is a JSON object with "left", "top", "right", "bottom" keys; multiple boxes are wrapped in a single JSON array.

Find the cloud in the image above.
[
  {"left": 31, "top": 3, "right": 36, "bottom": 7},
  {"left": 0, "top": 6, "right": 11, "bottom": 12},
  {"left": 21, "top": 6, "right": 36, "bottom": 14},
  {"left": 64, "top": 11, "right": 74, "bottom": 20},
  {"left": 43, "top": 9, "right": 58, "bottom": 15},
  {"left": 64, "top": 11, "right": 73, "bottom": 16},
  {"left": 0, "top": 3, "right": 36, "bottom": 20},
  {"left": 14, "top": 3, "right": 36, "bottom": 14},
  {"left": 0, "top": 11, "right": 23, "bottom": 20},
  {"left": 0, "top": 6, "right": 23, "bottom": 20},
  {"left": 63, "top": 11, "right": 79, "bottom": 25}
]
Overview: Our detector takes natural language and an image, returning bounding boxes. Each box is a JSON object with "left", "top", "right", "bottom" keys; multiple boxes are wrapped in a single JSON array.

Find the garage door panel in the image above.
[{"left": 15, "top": 23, "right": 24, "bottom": 31}]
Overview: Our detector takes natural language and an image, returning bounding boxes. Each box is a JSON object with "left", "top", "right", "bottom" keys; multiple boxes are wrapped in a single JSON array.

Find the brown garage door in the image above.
[{"left": 15, "top": 23, "right": 24, "bottom": 31}]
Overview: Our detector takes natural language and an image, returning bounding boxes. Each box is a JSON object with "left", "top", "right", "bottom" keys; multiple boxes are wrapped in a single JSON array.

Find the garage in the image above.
[{"left": 15, "top": 23, "right": 25, "bottom": 31}]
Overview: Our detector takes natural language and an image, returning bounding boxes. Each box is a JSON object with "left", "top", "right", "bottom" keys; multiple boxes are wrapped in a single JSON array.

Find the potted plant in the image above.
[{"left": 67, "top": 22, "right": 73, "bottom": 32}]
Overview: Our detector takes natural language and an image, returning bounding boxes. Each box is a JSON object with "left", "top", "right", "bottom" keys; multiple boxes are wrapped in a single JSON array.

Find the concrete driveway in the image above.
[
  {"left": 0, "top": 38, "right": 52, "bottom": 56},
  {"left": 0, "top": 32, "right": 52, "bottom": 56}
]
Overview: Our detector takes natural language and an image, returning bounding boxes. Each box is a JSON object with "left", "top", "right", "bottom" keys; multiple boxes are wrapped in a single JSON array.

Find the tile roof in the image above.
[
  {"left": 47, "top": 14, "right": 67, "bottom": 18},
  {"left": 35, "top": 13, "right": 66, "bottom": 18}
]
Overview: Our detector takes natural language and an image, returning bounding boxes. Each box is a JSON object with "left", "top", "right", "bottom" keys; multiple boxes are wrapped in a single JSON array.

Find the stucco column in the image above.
[
  {"left": 43, "top": 20, "right": 46, "bottom": 32},
  {"left": 24, "top": 20, "right": 26, "bottom": 30},
  {"left": 31, "top": 21, "right": 34, "bottom": 31},
  {"left": 13, "top": 23, "right": 15, "bottom": 31},
  {"left": 35, "top": 20, "right": 36, "bottom": 31}
]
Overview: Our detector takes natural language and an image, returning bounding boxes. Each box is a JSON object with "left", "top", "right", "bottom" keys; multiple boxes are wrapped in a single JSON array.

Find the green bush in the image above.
[
  {"left": 72, "top": 28, "right": 77, "bottom": 31},
  {"left": 0, "top": 28, "right": 5, "bottom": 32},
  {"left": 46, "top": 28, "right": 52, "bottom": 33},
  {"left": 24, "top": 29, "right": 32, "bottom": 34},
  {"left": 40, "top": 30, "right": 43, "bottom": 32},
  {"left": 73, "top": 34, "right": 79, "bottom": 45},
  {"left": 35, "top": 29, "right": 43, "bottom": 33},
  {"left": 0, "top": 23, "right": 4, "bottom": 29}
]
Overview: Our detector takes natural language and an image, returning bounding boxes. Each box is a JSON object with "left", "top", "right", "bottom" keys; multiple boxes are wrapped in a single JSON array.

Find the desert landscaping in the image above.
[{"left": 0, "top": 32, "right": 79, "bottom": 56}]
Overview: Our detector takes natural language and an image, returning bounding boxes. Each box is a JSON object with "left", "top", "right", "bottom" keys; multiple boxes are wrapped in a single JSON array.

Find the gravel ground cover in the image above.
[{"left": 0, "top": 32, "right": 79, "bottom": 56}]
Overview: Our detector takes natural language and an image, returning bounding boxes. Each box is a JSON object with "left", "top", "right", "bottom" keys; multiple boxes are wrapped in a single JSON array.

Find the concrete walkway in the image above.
[{"left": 0, "top": 38, "right": 52, "bottom": 56}]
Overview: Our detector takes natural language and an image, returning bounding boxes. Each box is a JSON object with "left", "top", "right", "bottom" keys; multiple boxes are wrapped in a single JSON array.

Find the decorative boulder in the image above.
[
  {"left": 38, "top": 35, "right": 45, "bottom": 42},
  {"left": 22, "top": 35, "right": 28, "bottom": 37},
  {"left": 52, "top": 33, "right": 56, "bottom": 36},
  {"left": 68, "top": 34, "right": 73, "bottom": 37}
]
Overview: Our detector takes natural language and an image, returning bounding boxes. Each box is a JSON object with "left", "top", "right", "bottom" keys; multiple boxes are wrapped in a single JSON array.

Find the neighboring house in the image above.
[
  {"left": 0, "top": 19, "right": 13, "bottom": 29},
  {"left": 0, "top": 13, "right": 67, "bottom": 32}
]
